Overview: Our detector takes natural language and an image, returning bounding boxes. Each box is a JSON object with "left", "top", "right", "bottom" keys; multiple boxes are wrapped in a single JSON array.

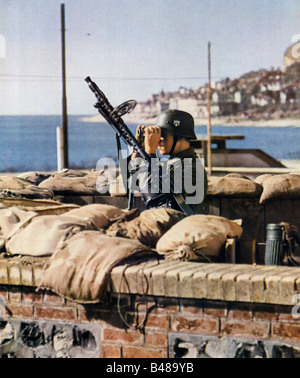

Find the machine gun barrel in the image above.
[
  {"left": 85, "top": 76, "right": 149, "bottom": 162},
  {"left": 85, "top": 76, "right": 194, "bottom": 215}
]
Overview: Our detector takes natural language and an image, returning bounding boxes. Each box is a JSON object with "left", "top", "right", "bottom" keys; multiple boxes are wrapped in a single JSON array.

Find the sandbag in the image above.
[
  {"left": 0, "top": 176, "right": 55, "bottom": 200},
  {"left": 0, "top": 207, "right": 38, "bottom": 249},
  {"left": 0, "top": 187, "right": 55, "bottom": 200},
  {"left": 38, "top": 170, "right": 108, "bottom": 195},
  {"left": 22, "top": 204, "right": 79, "bottom": 216},
  {"left": 156, "top": 215, "right": 243, "bottom": 262},
  {"left": 66, "top": 204, "right": 124, "bottom": 229},
  {"left": 0, "top": 176, "right": 30, "bottom": 190},
  {"left": 17, "top": 172, "right": 51, "bottom": 186},
  {"left": 5, "top": 214, "right": 98, "bottom": 257},
  {"left": 106, "top": 208, "right": 187, "bottom": 248},
  {"left": 0, "top": 198, "right": 64, "bottom": 210},
  {"left": 259, "top": 174, "right": 300, "bottom": 204},
  {"left": 52, "top": 169, "right": 88, "bottom": 178},
  {"left": 225, "top": 173, "right": 252, "bottom": 180},
  {"left": 254, "top": 174, "right": 274, "bottom": 185},
  {"left": 207, "top": 175, "right": 263, "bottom": 198},
  {"left": 38, "top": 231, "right": 157, "bottom": 303},
  {"left": 0, "top": 195, "right": 78, "bottom": 215}
]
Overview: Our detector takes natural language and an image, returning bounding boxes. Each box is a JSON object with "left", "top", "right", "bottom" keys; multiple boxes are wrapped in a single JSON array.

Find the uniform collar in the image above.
[{"left": 171, "top": 147, "right": 196, "bottom": 159}]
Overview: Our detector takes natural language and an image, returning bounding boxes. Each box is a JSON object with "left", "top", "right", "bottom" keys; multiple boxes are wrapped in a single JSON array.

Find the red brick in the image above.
[
  {"left": 124, "top": 311, "right": 146, "bottom": 328},
  {"left": 180, "top": 299, "right": 203, "bottom": 315},
  {"left": 144, "top": 332, "right": 168, "bottom": 347},
  {"left": 102, "top": 344, "right": 122, "bottom": 358},
  {"left": 272, "top": 323, "right": 300, "bottom": 342},
  {"left": 277, "top": 312, "right": 300, "bottom": 323},
  {"left": 145, "top": 314, "right": 169, "bottom": 329},
  {"left": 22, "top": 291, "right": 43, "bottom": 304},
  {"left": 252, "top": 304, "right": 279, "bottom": 321},
  {"left": 34, "top": 305, "right": 76, "bottom": 321},
  {"left": 204, "top": 307, "right": 227, "bottom": 318},
  {"left": 123, "top": 346, "right": 168, "bottom": 359},
  {"left": 9, "top": 291, "right": 22, "bottom": 303},
  {"left": 181, "top": 306, "right": 203, "bottom": 315},
  {"left": 221, "top": 320, "right": 270, "bottom": 339},
  {"left": 103, "top": 328, "right": 143, "bottom": 345},
  {"left": 156, "top": 298, "right": 180, "bottom": 313},
  {"left": 228, "top": 309, "right": 253, "bottom": 320},
  {"left": 6, "top": 303, "right": 33, "bottom": 318},
  {"left": 124, "top": 311, "right": 170, "bottom": 331},
  {"left": 43, "top": 292, "right": 64, "bottom": 304},
  {"left": 171, "top": 316, "right": 219, "bottom": 335},
  {"left": 253, "top": 311, "right": 278, "bottom": 322},
  {"left": 203, "top": 301, "right": 227, "bottom": 318},
  {"left": 134, "top": 298, "right": 157, "bottom": 312}
]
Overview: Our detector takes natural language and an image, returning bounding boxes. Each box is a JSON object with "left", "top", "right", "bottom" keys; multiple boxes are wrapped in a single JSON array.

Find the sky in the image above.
[{"left": 0, "top": 0, "right": 299, "bottom": 115}]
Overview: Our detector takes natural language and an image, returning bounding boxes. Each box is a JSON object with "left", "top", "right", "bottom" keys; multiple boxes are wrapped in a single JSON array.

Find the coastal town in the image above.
[{"left": 131, "top": 62, "right": 300, "bottom": 125}]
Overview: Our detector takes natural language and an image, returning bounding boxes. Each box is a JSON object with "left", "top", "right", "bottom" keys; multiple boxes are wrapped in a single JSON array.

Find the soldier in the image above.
[{"left": 130, "top": 109, "right": 208, "bottom": 214}]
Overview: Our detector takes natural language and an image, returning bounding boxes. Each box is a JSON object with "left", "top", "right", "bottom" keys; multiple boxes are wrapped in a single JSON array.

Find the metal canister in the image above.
[{"left": 264, "top": 224, "right": 285, "bottom": 265}]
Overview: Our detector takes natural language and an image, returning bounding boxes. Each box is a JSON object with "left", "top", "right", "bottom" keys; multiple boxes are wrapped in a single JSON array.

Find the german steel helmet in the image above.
[{"left": 156, "top": 109, "right": 197, "bottom": 140}]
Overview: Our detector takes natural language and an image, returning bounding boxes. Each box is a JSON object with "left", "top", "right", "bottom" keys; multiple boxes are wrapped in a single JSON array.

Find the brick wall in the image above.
[{"left": 1, "top": 284, "right": 300, "bottom": 358}]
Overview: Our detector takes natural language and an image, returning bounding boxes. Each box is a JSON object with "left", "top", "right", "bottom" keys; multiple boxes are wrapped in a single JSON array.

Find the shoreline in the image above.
[
  {"left": 1, "top": 159, "right": 299, "bottom": 175},
  {"left": 196, "top": 118, "right": 300, "bottom": 127},
  {"left": 80, "top": 114, "right": 300, "bottom": 128}
]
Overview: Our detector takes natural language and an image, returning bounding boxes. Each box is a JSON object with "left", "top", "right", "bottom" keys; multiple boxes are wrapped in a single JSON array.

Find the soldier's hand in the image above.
[
  {"left": 135, "top": 125, "right": 145, "bottom": 145},
  {"left": 144, "top": 126, "right": 161, "bottom": 155}
]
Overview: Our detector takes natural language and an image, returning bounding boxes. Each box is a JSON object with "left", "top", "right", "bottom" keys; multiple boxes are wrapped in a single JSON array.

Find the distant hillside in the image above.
[{"left": 132, "top": 63, "right": 300, "bottom": 124}]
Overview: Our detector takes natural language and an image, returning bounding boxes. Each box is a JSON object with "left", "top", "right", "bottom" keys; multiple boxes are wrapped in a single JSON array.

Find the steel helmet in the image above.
[{"left": 156, "top": 109, "right": 197, "bottom": 140}]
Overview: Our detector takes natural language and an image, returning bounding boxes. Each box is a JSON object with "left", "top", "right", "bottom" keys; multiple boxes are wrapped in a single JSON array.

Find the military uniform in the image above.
[{"left": 129, "top": 110, "right": 208, "bottom": 214}]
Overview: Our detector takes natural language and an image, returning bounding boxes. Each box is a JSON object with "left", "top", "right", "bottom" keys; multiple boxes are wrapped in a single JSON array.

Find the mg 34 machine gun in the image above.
[{"left": 85, "top": 76, "right": 194, "bottom": 215}]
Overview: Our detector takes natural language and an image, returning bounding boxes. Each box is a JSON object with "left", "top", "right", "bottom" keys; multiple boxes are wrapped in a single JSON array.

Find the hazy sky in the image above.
[{"left": 0, "top": 0, "right": 299, "bottom": 115}]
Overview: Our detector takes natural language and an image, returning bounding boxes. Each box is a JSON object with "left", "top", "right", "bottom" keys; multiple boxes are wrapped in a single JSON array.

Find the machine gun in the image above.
[{"left": 85, "top": 76, "right": 194, "bottom": 215}]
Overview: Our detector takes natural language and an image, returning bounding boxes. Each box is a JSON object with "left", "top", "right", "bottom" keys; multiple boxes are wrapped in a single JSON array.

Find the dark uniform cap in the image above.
[{"left": 156, "top": 109, "right": 197, "bottom": 140}]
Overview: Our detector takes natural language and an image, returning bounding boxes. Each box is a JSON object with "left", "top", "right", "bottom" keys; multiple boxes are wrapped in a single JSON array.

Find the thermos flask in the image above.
[{"left": 264, "top": 224, "right": 285, "bottom": 265}]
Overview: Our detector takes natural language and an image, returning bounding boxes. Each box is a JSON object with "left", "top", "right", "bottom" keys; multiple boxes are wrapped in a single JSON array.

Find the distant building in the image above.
[{"left": 137, "top": 55, "right": 300, "bottom": 121}]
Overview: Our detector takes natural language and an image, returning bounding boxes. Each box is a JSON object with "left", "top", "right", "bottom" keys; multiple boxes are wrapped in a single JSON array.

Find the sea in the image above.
[{"left": 0, "top": 115, "right": 299, "bottom": 173}]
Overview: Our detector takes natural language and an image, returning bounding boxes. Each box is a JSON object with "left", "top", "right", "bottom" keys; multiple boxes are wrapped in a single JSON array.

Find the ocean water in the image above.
[{"left": 0, "top": 115, "right": 299, "bottom": 172}]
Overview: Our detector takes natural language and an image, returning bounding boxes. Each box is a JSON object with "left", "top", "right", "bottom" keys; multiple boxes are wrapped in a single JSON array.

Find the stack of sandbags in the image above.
[
  {"left": 17, "top": 171, "right": 51, "bottom": 186},
  {"left": 0, "top": 176, "right": 55, "bottom": 200},
  {"left": 1, "top": 209, "right": 98, "bottom": 257},
  {"left": 66, "top": 203, "right": 125, "bottom": 230},
  {"left": 207, "top": 174, "right": 263, "bottom": 198},
  {"left": 156, "top": 215, "right": 243, "bottom": 262},
  {"left": 38, "top": 232, "right": 158, "bottom": 303},
  {"left": 255, "top": 173, "right": 300, "bottom": 204},
  {"left": 106, "top": 208, "right": 243, "bottom": 263},
  {"left": 0, "top": 196, "right": 79, "bottom": 216},
  {"left": 38, "top": 170, "right": 110, "bottom": 195},
  {"left": 0, "top": 207, "right": 38, "bottom": 250},
  {"left": 106, "top": 208, "right": 187, "bottom": 248},
  {"left": 0, "top": 203, "right": 127, "bottom": 257},
  {"left": 0, "top": 174, "right": 79, "bottom": 213}
]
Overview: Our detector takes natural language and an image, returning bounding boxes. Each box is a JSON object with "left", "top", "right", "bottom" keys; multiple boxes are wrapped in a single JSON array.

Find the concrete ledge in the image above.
[
  {"left": 0, "top": 256, "right": 47, "bottom": 287},
  {"left": 110, "top": 260, "right": 300, "bottom": 306},
  {"left": 2, "top": 256, "right": 300, "bottom": 307}
]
